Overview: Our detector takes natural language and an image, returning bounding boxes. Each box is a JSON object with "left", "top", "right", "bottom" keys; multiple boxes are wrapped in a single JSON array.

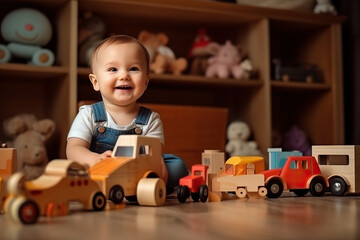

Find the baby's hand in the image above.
[{"left": 94, "top": 150, "right": 112, "bottom": 164}]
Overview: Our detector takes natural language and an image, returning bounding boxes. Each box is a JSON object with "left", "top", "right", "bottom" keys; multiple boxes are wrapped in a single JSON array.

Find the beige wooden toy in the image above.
[
  {"left": 0, "top": 144, "right": 17, "bottom": 211},
  {"left": 312, "top": 145, "right": 360, "bottom": 196},
  {"left": 89, "top": 135, "right": 166, "bottom": 207},
  {"left": 4, "top": 160, "right": 106, "bottom": 224}
]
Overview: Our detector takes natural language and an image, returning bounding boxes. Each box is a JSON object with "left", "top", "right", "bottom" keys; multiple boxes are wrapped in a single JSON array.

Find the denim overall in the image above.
[{"left": 89, "top": 101, "right": 188, "bottom": 193}]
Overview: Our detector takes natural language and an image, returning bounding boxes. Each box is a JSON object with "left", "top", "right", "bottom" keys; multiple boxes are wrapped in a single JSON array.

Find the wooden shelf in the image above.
[
  {"left": 0, "top": 63, "right": 68, "bottom": 80},
  {"left": 271, "top": 80, "right": 331, "bottom": 91}
]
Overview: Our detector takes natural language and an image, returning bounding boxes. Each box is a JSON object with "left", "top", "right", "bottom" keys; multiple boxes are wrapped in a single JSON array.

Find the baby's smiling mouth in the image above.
[{"left": 115, "top": 85, "right": 133, "bottom": 90}]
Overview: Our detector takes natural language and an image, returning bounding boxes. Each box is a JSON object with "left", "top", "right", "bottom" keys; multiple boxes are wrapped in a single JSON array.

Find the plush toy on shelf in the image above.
[
  {"left": 313, "top": 0, "right": 337, "bottom": 15},
  {"left": 282, "top": 125, "right": 311, "bottom": 156},
  {"left": 188, "top": 28, "right": 211, "bottom": 75},
  {"left": 78, "top": 11, "right": 106, "bottom": 67},
  {"left": 225, "top": 121, "right": 262, "bottom": 157},
  {"left": 205, "top": 40, "right": 253, "bottom": 80},
  {"left": 138, "top": 30, "right": 187, "bottom": 75},
  {"left": 0, "top": 8, "right": 55, "bottom": 66},
  {"left": 3, "top": 114, "right": 56, "bottom": 180}
]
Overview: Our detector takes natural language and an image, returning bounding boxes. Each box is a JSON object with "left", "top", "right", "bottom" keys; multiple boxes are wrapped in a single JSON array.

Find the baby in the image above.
[{"left": 66, "top": 35, "right": 188, "bottom": 192}]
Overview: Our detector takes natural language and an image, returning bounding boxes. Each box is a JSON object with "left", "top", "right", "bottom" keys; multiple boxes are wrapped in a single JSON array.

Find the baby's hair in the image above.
[{"left": 90, "top": 35, "right": 150, "bottom": 73}]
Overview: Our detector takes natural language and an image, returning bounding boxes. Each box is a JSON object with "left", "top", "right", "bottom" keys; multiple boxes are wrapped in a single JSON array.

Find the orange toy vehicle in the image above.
[
  {"left": 261, "top": 156, "right": 328, "bottom": 198},
  {"left": 4, "top": 160, "right": 106, "bottom": 224},
  {"left": 177, "top": 164, "right": 209, "bottom": 203},
  {"left": 0, "top": 144, "right": 17, "bottom": 211},
  {"left": 89, "top": 135, "right": 166, "bottom": 206}
]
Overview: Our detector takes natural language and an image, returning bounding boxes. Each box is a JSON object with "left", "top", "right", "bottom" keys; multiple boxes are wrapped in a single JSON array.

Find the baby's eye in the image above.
[
  {"left": 129, "top": 66, "right": 139, "bottom": 72},
  {"left": 108, "top": 67, "right": 117, "bottom": 72}
]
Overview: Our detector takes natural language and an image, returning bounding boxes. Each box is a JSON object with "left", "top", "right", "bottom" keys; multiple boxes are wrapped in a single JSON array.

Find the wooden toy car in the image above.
[
  {"left": 4, "top": 160, "right": 106, "bottom": 224},
  {"left": 261, "top": 156, "right": 328, "bottom": 198},
  {"left": 312, "top": 145, "right": 360, "bottom": 196},
  {"left": 0, "top": 144, "right": 17, "bottom": 211},
  {"left": 89, "top": 135, "right": 166, "bottom": 207},
  {"left": 177, "top": 164, "right": 209, "bottom": 203}
]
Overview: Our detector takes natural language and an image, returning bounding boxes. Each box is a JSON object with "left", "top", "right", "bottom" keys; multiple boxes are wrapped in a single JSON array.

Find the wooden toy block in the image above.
[
  {"left": 90, "top": 135, "right": 166, "bottom": 207},
  {"left": 4, "top": 160, "right": 106, "bottom": 224},
  {"left": 268, "top": 148, "right": 302, "bottom": 169},
  {"left": 202, "top": 150, "right": 225, "bottom": 175},
  {"left": 0, "top": 145, "right": 18, "bottom": 211},
  {"left": 312, "top": 145, "right": 360, "bottom": 196}
]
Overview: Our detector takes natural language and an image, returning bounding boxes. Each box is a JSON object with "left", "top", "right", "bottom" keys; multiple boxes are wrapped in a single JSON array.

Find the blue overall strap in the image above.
[
  {"left": 91, "top": 101, "right": 107, "bottom": 122},
  {"left": 135, "top": 106, "right": 152, "bottom": 125}
]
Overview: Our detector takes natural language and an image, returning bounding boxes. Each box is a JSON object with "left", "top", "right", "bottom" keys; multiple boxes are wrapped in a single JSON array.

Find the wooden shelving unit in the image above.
[{"left": 0, "top": 0, "right": 345, "bottom": 164}]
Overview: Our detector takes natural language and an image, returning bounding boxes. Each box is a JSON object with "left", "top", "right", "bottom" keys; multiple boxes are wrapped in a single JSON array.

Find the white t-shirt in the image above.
[{"left": 67, "top": 105, "right": 165, "bottom": 145}]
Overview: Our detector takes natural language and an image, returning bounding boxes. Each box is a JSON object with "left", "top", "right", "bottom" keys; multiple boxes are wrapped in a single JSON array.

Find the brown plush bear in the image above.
[
  {"left": 138, "top": 30, "right": 187, "bottom": 75},
  {"left": 3, "top": 114, "right": 55, "bottom": 180}
]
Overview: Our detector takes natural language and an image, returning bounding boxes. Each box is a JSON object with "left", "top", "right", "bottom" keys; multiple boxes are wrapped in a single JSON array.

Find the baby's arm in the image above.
[{"left": 66, "top": 137, "right": 112, "bottom": 166}]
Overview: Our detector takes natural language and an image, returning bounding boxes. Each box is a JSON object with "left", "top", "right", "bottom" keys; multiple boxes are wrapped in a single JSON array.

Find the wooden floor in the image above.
[{"left": 1, "top": 193, "right": 360, "bottom": 240}]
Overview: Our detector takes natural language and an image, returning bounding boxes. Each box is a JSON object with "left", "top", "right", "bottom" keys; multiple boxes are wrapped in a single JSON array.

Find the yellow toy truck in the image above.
[{"left": 89, "top": 135, "right": 166, "bottom": 207}]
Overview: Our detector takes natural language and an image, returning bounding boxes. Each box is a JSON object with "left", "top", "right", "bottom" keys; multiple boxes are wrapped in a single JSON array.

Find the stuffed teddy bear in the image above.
[
  {"left": 0, "top": 8, "right": 55, "bottom": 66},
  {"left": 225, "top": 121, "right": 262, "bottom": 157},
  {"left": 78, "top": 12, "right": 106, "bottom": 67},
  {"left": 205, "top": 40, "right": 253, "bottom": 80},
  {"left": 282, "top": 125, "right": 311, "bottom": 156},
  {"left": 188, "top": 28, "right": 211, "bottom": 75},
  {"left": 138, "top": 30, "right": 187, "bottom": 75},
  {"left": 3, "top": 114, "right": 55, "bottom": 180}
]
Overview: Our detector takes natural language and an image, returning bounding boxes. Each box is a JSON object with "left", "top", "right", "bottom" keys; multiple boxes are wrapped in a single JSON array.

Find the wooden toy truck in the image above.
[
  {"left": 201, "top": 152, "right": 267, "bottom": 200},
  {"left": 0, "top": 144, "right": 17, "bottom": 211},
  {"left": 4, "top": 160, "right": 106, "bottom": 224},
  {"left": 312, "top": 145, "right": 360, "bottom": 196},
  {"left": 177, "top": 164, "right": 209, "bottom": 203},
  {"left": 89, "top": 135, "right": 166, "bottom": 206},
  {"left": 262, "top": 156, "right": 328, "bottom": 198}
]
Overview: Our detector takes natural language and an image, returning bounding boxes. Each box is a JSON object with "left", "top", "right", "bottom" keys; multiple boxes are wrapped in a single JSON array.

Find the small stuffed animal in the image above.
[
  {"left": 314, "top": 0, "right": 337, "bottom": 15},
  {"left": 3, "top": 114, "right": 55, "bottom": 180},
  {"left": 188, "top": 28, "right": 211, "bottom": 75},
  {"left": 78, "top": 12, "right": 106, "bottom": 67},
  {"left": 205, "top": 40, "right": 252, "bottom": 80},
  {"left": 225, "top": 121, "right": 262, "bottom": 157},
  {"left": 282, "top": 125, "right": 311, "bottom": 156},
  {"left": 138, "top": 30, "right": 187, "bottom": 75},
  {"left": 0, "top": 8, "right": 55, "bottom": 66}
]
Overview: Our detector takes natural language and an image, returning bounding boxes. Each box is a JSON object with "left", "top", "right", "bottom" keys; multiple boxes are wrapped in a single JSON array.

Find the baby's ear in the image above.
[{"left": 89, "top": 74, "right": 100, "bottom": 91}]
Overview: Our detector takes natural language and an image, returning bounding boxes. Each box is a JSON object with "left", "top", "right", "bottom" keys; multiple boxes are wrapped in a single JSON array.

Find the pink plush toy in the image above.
[{"left": 205, "top": 40, "right": 252, "bottom": 80}]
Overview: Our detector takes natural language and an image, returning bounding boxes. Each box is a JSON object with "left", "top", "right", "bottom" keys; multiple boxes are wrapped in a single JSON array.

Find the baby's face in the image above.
[{"left": 90, "top": 42, "right": 150, "bottom": 107}]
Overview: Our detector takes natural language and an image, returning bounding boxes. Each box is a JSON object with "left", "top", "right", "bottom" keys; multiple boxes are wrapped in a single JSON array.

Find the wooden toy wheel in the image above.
[
  {"left": 91, "top": 192, "right": 106, "bottom": 211},
  {"left": 10, "top": 197, "right": 39, "bottom": 224},
  {"left": 199, "top": 184, "right": 209, "bottom": 202},
  {"left": 137, "top": 178, "right": 166, "bottom": 206},
  {"left": 191, "top": 192, "right": 200, "bottom": 202},
  {"left": 330, "top": 177, "right": 347, "bottom": 196},
  {"left": 7, "top": 172, "right": 26, "bottom": 195},
  {"left": 109, "top": 185, "right": 124, "bottom": 204},
  {"left": 177, "top": 185, "right": 190, "bottom": 203},
  {"left": 292, "top": 189, "right": 309, "bottom": 197},
  {"left": 236, "top": 188, "right": 247, "bottom": 198},
  {"left": 310, "top": 177, "right": 326, "bottom": 197},
  {"left": 258, "top": 187, "right": 268, "bottom": 197},
  {"left": 266, "top": 178, "right": 283, "bottom": 198},
  {"left": 3, "top": 194, "right": 15, "bottom": 213}
]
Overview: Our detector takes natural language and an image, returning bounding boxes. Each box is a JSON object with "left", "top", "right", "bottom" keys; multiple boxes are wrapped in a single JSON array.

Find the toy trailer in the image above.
[
  {"left": 89, "top": 135, "right": 166, "bottom": 207},
  {"left": 312, "top": 145, "right": 360, "bottom": 196},
  {"left": 177, "top": 164, "right": 209, "bottom": 203},
  {"left": 268, "top": 148, "right": 302, "bottom": 169},
  {"left": 0, "top": 144, "right": 17, "bottom": 211},
  {"left": 4, "top": 160, "right": 106, "bottom": 224}
]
